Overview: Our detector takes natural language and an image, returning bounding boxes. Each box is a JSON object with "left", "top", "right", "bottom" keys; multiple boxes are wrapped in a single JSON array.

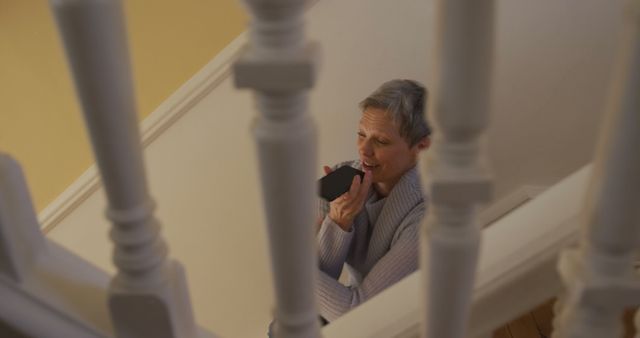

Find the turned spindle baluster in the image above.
[
  {"left": 233, "top": 0, "right": 320, "bottom": 337},
  {"left": 420, "top": 1, "right": 496, "bottom": 337},
  {"left": 49, "top": 1, "right": 197, "bottom": 337},
  {"left": 553, "top": 1, "right": 640, "bottom": 337}
]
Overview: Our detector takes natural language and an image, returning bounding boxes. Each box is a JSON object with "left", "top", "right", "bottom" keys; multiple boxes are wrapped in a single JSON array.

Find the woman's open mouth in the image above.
[{"left": 362, "top": 161, "right": 379, "bottom": 171}]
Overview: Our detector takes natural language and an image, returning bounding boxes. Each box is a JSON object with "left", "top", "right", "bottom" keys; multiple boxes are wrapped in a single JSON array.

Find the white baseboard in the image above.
[{"left": 39, "top": 32, "right": 249, "bottom": 234}]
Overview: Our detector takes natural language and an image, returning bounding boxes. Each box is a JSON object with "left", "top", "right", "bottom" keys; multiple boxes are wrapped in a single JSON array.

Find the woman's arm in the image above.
[
  {"left": 316, "top": 163, "right": 370, "bottom": 278},
  {"left": 316, "top": 180, "right": 353, "bottom": 279},
  {"left": 315, "top": 207, "right": 423, "bottom": 321},
  {"left": 317, "top": 215, "right": 355, "bottom": 279}
]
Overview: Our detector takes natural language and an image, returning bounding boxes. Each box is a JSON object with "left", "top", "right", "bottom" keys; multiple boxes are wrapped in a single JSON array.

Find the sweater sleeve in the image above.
[
  {"left": 317, "top": 215, "right": 354, "bottom": 279},
  {"left": 315, "top": 208, "right": 422, "bottom": 321}
]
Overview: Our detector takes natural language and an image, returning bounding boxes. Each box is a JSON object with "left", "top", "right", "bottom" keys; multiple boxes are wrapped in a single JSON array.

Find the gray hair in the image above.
[{"left": 359, "top": 79, "right": 432, "bottom": 147}]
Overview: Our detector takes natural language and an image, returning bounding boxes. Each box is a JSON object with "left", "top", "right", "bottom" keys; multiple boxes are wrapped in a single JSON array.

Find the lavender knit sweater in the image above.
[{"left": 316, "top": 160, "right": 426, "bottom": 321}]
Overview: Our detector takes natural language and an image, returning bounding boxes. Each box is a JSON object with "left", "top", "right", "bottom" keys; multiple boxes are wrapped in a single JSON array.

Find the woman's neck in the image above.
[
  {"left": 374, "top": 180, "right": 397, "bottom": 197},
  {"left": 373, "top": 165, "right": 416, "bottom": 197}
]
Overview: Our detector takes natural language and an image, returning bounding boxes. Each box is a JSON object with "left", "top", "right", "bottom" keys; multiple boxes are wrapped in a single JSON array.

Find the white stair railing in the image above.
[
  {"left": 233, "top": 0, "right": 320, "bottom": 337},
  {"left": 420, "top": 0, "right": 495, "bottom": 337},
  {"left": 2, "top": 1, "right": 637, "bottom": 337},
  {"left": 49, "top": 1, "right": 197, "bottom": 337},
  {"left": 553, "top": 0, "right": 640, "bottom": 337}
]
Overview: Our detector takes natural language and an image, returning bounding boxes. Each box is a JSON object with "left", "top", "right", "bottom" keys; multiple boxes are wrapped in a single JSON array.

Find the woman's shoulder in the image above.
[
  {"left": 331, "top": 159, "right": 362, "bottom": 171},
  {"left": 390, "top": 201, "right": 426, "bottom": 243}
]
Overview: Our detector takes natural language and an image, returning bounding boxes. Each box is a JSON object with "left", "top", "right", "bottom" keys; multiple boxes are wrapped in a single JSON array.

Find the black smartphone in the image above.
[{"left": 318, "top": 165, "right": 365, "bottom": 201}]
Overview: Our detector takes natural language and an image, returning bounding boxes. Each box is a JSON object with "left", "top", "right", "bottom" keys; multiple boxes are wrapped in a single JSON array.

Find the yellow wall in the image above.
[{"left": 0, "top": 0, "right": 246, "bottom": 211}]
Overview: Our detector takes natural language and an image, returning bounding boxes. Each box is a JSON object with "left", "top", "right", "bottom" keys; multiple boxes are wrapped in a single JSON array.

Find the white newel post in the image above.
[
  {"left": 49, "top": 1, "right": 197, "bottom": 337},
  {"left": 233, "top": 0, "right": 320, "bottom": 337},
  {"left": 420, "top": 1, "right": 495, "bottom": 337},
  {"left": 553, "top": 1, "right": 640, "bottom": 337}
]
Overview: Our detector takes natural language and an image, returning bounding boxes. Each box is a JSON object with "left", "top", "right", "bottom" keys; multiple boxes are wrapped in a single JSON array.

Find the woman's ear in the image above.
[{"left": 417, "top": 137, "right": 431, "bottom": 151}]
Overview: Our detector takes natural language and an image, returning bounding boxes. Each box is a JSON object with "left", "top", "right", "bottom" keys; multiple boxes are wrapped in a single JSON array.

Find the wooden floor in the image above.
[{"left": 493, "top": 299, "right": 638, "bottom": 338}]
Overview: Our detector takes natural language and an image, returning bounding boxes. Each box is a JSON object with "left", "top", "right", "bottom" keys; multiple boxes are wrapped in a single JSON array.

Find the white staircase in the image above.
[{"left": 1, "top": 0, "right": 638, "bottom": 337}]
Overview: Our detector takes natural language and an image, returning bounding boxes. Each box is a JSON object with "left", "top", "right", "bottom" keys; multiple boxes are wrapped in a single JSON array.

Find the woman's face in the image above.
[{"left": 357, "top": 107, "right": 428, "bottom": 193}]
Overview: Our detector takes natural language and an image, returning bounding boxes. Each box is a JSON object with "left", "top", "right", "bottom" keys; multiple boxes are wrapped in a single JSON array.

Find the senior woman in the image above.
[{"left": 316, "top": 79, "right": 432, "bottom": 322}]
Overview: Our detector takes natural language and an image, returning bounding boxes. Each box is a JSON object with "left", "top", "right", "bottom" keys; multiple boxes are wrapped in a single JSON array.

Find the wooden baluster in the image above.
[
  {"left": 233, "top": 0, "right": 320, "bottom": 337},
  {"left": 49, "top": 1, "right": 196, "bottom": 337},
  {"left": 553, "top": 1, "right": 640, "bottom": 337},
  {"left": 420, "top": 1, "right": 496, "bottom": 337}
]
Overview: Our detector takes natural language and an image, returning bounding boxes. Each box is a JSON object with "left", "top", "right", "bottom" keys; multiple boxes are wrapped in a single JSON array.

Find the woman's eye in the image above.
[
  {"left": 357, "top": 132, "right": 365, "bottom": 138},
  {"left": 375, "top": 139, "right": 389, "bottom": 145}
]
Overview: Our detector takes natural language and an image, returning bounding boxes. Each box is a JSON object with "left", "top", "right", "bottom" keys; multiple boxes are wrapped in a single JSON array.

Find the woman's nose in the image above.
[{"left": 359, "top": 139, "right": 374, "bottom": 156}]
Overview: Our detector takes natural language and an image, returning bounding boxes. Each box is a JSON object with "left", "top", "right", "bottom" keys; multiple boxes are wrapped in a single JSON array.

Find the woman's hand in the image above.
[{"left": 324, "top": 166, "right": 372, "bottom": 231}]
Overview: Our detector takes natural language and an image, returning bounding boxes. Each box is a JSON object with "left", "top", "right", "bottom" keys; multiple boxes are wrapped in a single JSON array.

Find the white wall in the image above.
[
  {"left": 313, "top": 0, "right": 625, "bottom": 198},
  {"left": 487, "top": 0, "right": 624, "bottom": 197},
  {"left": 45, "top": 0, "right": 624, "bottom": 336}
]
